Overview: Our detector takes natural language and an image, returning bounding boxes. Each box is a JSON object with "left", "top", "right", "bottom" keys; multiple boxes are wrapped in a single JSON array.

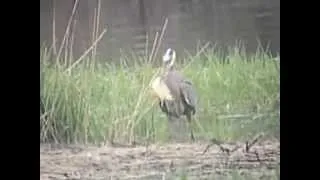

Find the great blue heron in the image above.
[{"left": 150, "top": 48, "right": 197, "bottom": 142}]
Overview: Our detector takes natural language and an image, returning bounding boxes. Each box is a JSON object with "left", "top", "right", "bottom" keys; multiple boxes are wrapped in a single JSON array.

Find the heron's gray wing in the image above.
[
  {"left": 180, "top": 80, "right": 197, "bottom": 114},
  {"left": 160, "top": 98, "right": 185, "bottom": 118}
]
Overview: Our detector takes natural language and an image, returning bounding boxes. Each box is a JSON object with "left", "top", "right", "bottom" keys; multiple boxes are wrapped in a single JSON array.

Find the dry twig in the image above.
[
  {"left": 245, "top": 133, "right": 264, "bottom": 153},
  {"left": 203, "top": 133, "right": 265, "bottom": 156}
]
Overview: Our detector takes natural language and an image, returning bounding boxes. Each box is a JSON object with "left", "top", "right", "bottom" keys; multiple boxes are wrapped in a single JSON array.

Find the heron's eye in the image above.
[{"left": 168, "top": 49, "right": 173, "bottom": 56}]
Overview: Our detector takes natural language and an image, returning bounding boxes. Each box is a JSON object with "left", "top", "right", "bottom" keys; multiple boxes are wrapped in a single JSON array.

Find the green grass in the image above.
[{"left": 40, "top": 45, "right": 280, "bottom": 145}]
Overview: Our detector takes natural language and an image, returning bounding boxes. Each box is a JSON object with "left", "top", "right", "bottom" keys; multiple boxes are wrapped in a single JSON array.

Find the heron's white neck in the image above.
[{"left": 166, "top": 52, "right": 176, "bottom": 69}]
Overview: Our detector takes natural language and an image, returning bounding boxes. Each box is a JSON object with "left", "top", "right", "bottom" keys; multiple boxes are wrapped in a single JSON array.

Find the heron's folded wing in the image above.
[{"left": 180, "top": 80, "right": 197, "bottom": 110}]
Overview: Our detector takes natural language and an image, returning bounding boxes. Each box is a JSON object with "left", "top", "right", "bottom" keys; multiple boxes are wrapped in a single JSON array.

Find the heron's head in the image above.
[{"left": 162, "top": 48, "right": 176, "bottom": 69}]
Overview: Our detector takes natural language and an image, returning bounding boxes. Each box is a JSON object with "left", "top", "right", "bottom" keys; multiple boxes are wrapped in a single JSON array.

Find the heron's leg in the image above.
[
  {"left": 186, "top": 113, "right": 195, "bottom": 142},
  {"left": 165, "top": 101, "right": 190, "bottom": 142},
  {"left": 167, "top": 114, "right": 189, "bottom": 142}
]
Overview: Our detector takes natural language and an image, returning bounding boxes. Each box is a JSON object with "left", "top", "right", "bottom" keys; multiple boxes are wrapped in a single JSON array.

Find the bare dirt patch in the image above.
[{"left": 40, "top": 140, "right": 280, "bottom": 180}]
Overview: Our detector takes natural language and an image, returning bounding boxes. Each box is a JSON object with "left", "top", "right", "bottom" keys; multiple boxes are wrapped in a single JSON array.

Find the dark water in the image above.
[{"left": 40, "top": 0, "right": 280, "bottom": 62}]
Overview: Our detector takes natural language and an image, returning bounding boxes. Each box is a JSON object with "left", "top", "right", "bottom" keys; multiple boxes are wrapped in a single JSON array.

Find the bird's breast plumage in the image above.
[{"left": 150, "top": 76, "right": 174, "bottom": 101}]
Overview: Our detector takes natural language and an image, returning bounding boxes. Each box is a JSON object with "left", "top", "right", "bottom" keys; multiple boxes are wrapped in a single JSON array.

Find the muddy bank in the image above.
[{"left": 40, "top": 140, "right": 280, "bottom": 180}]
